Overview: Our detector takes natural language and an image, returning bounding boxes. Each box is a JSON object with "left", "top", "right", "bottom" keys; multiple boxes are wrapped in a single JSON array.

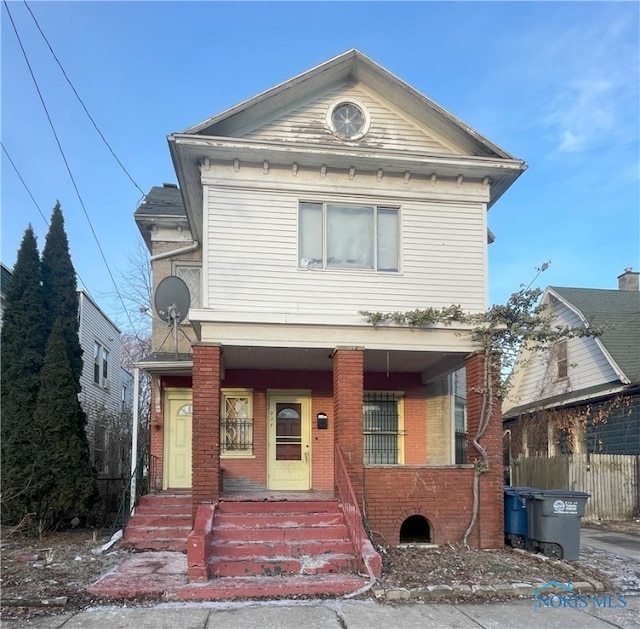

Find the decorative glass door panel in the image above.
[
  {"left": 268, "top": 395, "right": 310, "bottom": 490},
  {"left": 276, "top": 403, "right": 302, "bottom": 461}
]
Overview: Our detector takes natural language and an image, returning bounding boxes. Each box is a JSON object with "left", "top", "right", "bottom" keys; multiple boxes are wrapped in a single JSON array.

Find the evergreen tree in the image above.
[
  {"left": 32, "top": 319, "right": 100, "bottom": 530},
  {"left": 41, "top": 203, "right": 83, "bottom": 389},
  {"left": 0, "top": 227, "right": 48, "bottom": 524}
]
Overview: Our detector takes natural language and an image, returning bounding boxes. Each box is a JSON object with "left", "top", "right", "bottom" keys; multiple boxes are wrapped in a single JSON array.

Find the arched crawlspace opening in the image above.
[{"left": 399, "top": 514, "right": 432, "bottom": 543}]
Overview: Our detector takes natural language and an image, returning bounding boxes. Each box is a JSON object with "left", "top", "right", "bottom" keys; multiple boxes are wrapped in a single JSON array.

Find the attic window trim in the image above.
[{"left": 327, "top": 98, "right": 371, "bottom": 141}]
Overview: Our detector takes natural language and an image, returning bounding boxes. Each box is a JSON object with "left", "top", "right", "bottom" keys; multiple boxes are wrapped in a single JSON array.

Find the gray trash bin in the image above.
[{"left": 523, "top": 489, "right": 590, "bottom": 560}]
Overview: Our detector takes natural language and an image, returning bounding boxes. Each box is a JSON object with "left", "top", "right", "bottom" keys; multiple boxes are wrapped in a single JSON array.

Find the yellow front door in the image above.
[
  {"left": 268, "top": 394, "right": 311, "bottom": 490},
  {"left": 164, "top": 392, "right": 192, "bottom": 489}
]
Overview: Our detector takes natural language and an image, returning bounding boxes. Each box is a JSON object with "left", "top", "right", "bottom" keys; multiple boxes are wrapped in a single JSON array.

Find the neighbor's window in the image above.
[
  {"left": 221, "top": 389, "right": 253, "bottom": 456},
  {"left": 175, "top": 263, "right": 201, "bottom": 309},
  {"left": 553, "top": 340, "right": 568, "bottom": 380},
  {"left": 363, "top": 392, "right": 404, "bottom": 464},
  {"left": 93, "top": 342, "right": 101, "bottom": 384},
  {"left": 102, "top": 348, "right": 109, "bottom": 383},
  {"left": 299, "top": 202, "right": 398, "bottom": 272}
]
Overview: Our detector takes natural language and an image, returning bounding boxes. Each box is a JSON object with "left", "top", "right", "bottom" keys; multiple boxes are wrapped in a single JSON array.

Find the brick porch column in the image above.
[
  {"left": 465, "top": 351, "right": 504, "bottom": 548},
  {"left": 191, "top": 344, "right": 221, "bottom": 524},
  {"left": 333, "top": 347, "right": 364, "bottom": 505}
]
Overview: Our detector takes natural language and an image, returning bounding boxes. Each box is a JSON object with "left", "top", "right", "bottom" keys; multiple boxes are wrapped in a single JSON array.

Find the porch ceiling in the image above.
[{"left": 221, "top": 345, "right": 466, "bottom": 381}]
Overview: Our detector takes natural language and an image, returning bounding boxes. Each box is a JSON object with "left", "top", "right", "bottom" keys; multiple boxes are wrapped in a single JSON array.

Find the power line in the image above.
[
  {"left": 22, "top": 0, "right": 146, "bottom": 198},
  {"left": 2, "top": 140, "right": 92, "bottom": 294},
  {"left": 3, "top": 0, "right": 141, "bottom": 338},
  {"left": 1, "top": 141, "right": 49, "bottom": 227}
]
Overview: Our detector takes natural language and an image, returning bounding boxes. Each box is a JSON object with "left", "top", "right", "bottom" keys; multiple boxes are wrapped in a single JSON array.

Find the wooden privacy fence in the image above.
[{"left": 511, "top": 454, "right": 640, "bottom": 521}]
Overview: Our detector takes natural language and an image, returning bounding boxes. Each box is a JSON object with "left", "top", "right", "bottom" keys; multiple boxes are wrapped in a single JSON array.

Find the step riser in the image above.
[
  {"left": 213, "top": 524, "right": 349, "bottom": 542},
  {"left": 208, "top": 556, "right": 357, "bottom": 578},
  {"left": 121, "top": 539, "right": 187, "bottom": 552},
  {"left": 137, "top": 496, "right": 191, "bottom": 508},
  {"left": 128, "top": 515, "right": 191, "bottom": 527},
  {"left": 123, "top": 526, "right": 191, "bottom": 541},
  {"left": 215, "top": 513, "right": 344, "bottom": 527},
  {"left": 211, "top": 539, "right": 354, "bottom": 558},
  {"left": 134, "top": 505, "right": 191, "bottom": 516},
  {"left": 217, "top": 501, "right": 339, "bottom": 514}
]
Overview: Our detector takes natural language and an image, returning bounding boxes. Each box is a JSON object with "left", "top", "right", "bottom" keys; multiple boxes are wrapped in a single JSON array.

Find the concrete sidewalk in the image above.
[{"left": 2, "top": 597, "right": 639, "bottom": 629}]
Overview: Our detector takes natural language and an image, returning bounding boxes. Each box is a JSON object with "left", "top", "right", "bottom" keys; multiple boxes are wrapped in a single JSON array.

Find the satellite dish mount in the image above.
[{"left": 153, "top": 276, "right": 191, "bottom": 359}]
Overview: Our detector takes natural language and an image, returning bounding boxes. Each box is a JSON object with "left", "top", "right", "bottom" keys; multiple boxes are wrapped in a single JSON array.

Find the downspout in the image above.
[
  {"left": 150, "top": 241, "right": 199, "bottom": 262},
  {"left": 129, "top": 366, "right": 140, "bottom": 516}
]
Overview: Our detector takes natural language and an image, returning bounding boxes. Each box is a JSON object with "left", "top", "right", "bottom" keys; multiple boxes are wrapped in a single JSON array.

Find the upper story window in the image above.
[
  {"left": 553, "top": 339, "right": 568, "bottom": 380},
  {"left": 327, "top": 99, "right": 371, "bottom": 141},
  {"left": 174, "top": 263, "right": 201, "bottom": 309},
  {"left": 93, "top": 341, "right": 110, "bottom": 389},
  {"left": 299, "top": 202, "right": 398, "bottom": 272}
]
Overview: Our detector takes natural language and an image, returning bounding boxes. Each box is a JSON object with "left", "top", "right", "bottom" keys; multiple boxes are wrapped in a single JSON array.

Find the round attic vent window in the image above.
[{"left": 328, "top": 100, "right": 370, "bottom": 140}]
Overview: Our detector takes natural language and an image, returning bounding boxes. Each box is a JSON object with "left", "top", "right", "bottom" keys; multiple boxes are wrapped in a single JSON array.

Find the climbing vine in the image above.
[{"left": 359, "top": 265, "right": 602, "bottom": 546}]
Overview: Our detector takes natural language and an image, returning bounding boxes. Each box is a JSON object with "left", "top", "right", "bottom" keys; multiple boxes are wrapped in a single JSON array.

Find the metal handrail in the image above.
[{"left": 335, "top": 444, "right": 367, "bottom": 574}]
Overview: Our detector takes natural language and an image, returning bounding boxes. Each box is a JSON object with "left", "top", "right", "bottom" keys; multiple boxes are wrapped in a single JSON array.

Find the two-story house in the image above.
[
  {"left": 503, "top": 269, "right": 640, "bottom": 517},
  {"left": 78, "top": 289, "right": 134, "bottom": 479},
  {"left": 131, "top": 50, "right": 526, "bottom": 592}
]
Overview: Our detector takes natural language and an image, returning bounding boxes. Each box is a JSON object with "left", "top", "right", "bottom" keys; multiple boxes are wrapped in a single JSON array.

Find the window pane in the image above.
[
  {"left": 176, "top": 266, "right": 201, "bottom": 308},
  {"left": 102, "top": 349, "right": 109, "bottom": 380},
  {"left": 299, "top": 203, "right": 323, "bottom": 268},
  {"left": 377, "top": 208, "right": 398, "bottom": 272},
  {"left": 327, "top": 205, "right": 373, "bottom": 269},
  {"left": 93, "top": 343, "right": 101, "bottom": 384}
]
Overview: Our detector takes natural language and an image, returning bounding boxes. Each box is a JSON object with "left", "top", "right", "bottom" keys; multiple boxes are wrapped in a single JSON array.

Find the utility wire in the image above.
[
  {"left": 1, "top": 141, "right": 49, "bottom": 227},
  {"left": 3, "top": 0, "right": 141, "bottom": 338},
  {"left": 2, "top": 140, "right": 91, "bottom": 295},
  {"left": 22, "top": 0, "right": 146, "bottom": 198}
]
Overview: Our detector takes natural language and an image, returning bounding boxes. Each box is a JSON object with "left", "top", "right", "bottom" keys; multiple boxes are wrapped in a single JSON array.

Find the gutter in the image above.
[{"left": 150, "top": 241, "right": 199, "bottom": 262}]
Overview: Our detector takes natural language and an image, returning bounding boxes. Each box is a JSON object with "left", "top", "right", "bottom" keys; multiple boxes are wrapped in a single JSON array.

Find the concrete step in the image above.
[
  {"left": 211, "top": 537, "right": 354, "bottom": 559},
  {"left": 217, "top": 500, "right": 340, "bottom": 514},
  {"left": 214, "top": 512, "right": 345, "bottom": 528},
  {"left": 213, "top": 522, "right": 349, "bottom": 542},
  {"left": 207, "top": 552, "right": 358, "bottom": 577}
]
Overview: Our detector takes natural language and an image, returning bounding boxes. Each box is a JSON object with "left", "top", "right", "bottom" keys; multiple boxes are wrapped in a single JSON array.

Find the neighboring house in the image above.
[
  {"left": 78, "top": 289, "right": 134, "bottom": 478},
  {"left": 132, "top": 50, "right": 526, "bottom": 584},
  {"left": 503, "top": 269, "right": 640, "bottom": 458},
  {"left": 0, "top": 262, "right": 12, "bottom": 326}
]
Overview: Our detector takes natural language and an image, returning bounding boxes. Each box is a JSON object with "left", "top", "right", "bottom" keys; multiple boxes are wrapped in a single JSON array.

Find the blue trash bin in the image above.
[{"left": 503, "top": 486, "right": 538, "bottom": 548}]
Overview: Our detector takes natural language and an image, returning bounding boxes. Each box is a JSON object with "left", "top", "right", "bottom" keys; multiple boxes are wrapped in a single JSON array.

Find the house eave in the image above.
[{"left": 168, "top": 135, "right": 526, "bottom": 244}]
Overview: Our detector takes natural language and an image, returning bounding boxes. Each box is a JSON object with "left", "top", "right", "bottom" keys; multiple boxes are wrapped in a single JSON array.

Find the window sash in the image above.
[
  {"left": 363, "top": 393, "right": 402, "bottom": 464},
  {"left": 299, "top": 202, "right": 398, "bottom": 272},
  {"left": 221, "top": 390, "right": 254, "bottom": 455}
]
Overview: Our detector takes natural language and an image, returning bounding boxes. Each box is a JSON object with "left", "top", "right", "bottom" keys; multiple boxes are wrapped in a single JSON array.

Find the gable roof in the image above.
[
  {"left": 168, "top": 50, "right": 526, "bottom": 243},
  {"left": 184, "top": 49, "right": 515, "bottom": 160},
  {"left": 549, "top": 286, "right": 640, "bottom": 384}
]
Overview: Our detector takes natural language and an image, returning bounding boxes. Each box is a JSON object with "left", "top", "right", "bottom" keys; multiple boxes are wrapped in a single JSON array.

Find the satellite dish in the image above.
[
  {"left": 154, "top": 275, "right": 191, "bottom": 325},
  {"left": 153, "top": 276, "right": 191, "bottom": 359}
]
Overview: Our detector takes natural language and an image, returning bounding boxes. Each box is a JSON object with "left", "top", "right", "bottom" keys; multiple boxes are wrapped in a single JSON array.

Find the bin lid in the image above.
[
  {"left": 503, "top": 486, "right": 538, "bottom": 496},
  {"left": 527, "top": 489, "right": 590, "bottom": 499}
]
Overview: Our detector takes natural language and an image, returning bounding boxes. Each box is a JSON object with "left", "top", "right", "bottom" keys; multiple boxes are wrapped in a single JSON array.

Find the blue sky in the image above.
[{"left": 2, "top": 1, "right": 638, "bottom": 329}]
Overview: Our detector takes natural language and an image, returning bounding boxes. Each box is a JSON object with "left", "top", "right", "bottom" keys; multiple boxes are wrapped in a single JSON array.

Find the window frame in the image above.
[
  {"left": 363, "top": 391, "right": 405, "bottom": 465},
  {"left": 553, "top": 339, "right": 569, "bottom": 381},
  {"left": 220, "top": 388, "right": 254, "bottom": 458},
  {"left": 298, "top": 201, "right": 400, "bottom": 273},
  {"left": 450, "top": 371, "right": 467, "bottom": 465},
  {"left": 173, "top": 261, "right": 202, "bottom": 311}
]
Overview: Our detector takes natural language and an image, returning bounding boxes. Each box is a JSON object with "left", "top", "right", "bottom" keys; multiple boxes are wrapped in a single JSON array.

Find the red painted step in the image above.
[
  {"left": 122, "top": 493, "right": 192, "bottom": 552},
  {"left": 205, "top": 499, "right": 359, "bottom": 579}
]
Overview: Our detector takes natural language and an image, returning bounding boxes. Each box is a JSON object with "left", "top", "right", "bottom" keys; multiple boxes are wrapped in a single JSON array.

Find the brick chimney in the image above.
[{"left": 617, "top": 267, "right": 639, "bottom": 291}]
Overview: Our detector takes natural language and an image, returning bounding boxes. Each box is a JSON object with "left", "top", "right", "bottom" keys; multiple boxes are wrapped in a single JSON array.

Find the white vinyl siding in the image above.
[
  {"left": 204, "top": 187, "right": 487, "bottom": 317},
  {"left": 242, "top": 84, "right": 458, "bottom": 155},
  {"left": 508, "top": 299, "right": 619, "bottom": 408},
  {"left": 77, "top": 291, "right": 126, "bottom": 435}
]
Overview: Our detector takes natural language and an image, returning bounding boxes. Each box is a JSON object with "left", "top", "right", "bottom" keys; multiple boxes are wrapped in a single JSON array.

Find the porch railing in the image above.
[{"left": 335, "top": 444, "right": 368, "bottom": 575}]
